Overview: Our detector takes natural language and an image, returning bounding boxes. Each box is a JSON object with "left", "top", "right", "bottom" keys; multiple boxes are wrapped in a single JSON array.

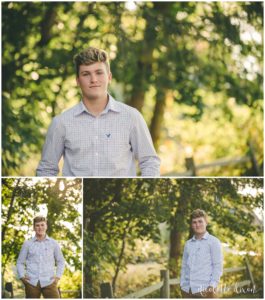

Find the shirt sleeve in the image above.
[
  {"left": 17, "top": 241, "right": 29, "bottom": 279},
  {"left": 180, "top": 242, "right": 189, "bottom": 289},
  {"left": 54, "top": 241, "right": 65, "bottom": 278},
  {"left": 129, "top": 109, "right": 160, "bottom": 176},
  {"left": 36, "top": 116, "right": 65, "bottom": 176},
  {"left": 209, "top": 238, "right": 223, "bottom": 287}
]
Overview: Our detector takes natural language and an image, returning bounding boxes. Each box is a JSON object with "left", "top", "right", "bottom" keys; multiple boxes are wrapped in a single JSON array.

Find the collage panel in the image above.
[
  {"left": 1, "top": 178, "right": 82, "bottom": 299},
  {"left": 83, "top": 178, "right": 263, "bottom": 299},
  {"left": 2, "top": 1, "right": 263, "bottom": 177}
]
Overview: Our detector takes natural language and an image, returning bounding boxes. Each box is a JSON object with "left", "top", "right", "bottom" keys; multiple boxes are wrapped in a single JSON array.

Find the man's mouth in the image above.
[{"left": 89, "top": 85, "right": 100, "bottom": 88}]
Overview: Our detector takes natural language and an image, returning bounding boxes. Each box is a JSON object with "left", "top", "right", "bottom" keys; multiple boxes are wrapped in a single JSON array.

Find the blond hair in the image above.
[{"left": 74, "top": 47, "right": 110, "bottom": 77}]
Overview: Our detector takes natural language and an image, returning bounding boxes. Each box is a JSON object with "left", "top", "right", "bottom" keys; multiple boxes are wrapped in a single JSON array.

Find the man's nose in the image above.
[{"left": 90, "top": 74, "right": 97, "bottom": 82}]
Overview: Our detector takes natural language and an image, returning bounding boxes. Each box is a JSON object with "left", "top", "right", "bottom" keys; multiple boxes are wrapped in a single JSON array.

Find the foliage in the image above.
[
  {"left": 2, "top": 1, "right": 263, "bottom": 175},
  {"left": 1, "top": 178, "right": 82, "bottom": 298}
]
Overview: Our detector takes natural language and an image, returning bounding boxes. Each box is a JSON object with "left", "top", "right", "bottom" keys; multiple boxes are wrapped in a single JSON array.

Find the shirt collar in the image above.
[
  {"left": 106, "top": 94, "right": 122, "bottom": 113},
  {"left": 74, "top": 94, "right": 121, "bottom": 117},
  {"left": 33, "top": 234, "right": 50, "bottom": 242},
  {"left": 191, "top": 231, "right": 209, "bottom": 241}
]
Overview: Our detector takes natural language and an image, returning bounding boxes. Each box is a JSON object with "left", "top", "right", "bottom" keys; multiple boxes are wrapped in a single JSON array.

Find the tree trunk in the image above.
[
  {"left": 169, "top": 227, "right": 183, "bottom": 278},
  {"left": 128, "top": 5, "right": 159, "bottom": 111},
  {"left": 2, "top": 179, "right": 21, "bottom": 242},
  {"left": 129, "top": 89, "right": 146, "bottom": 113},
  {"left": 84, "top": 216, "right": 96, "bottom": 298},
  {"left": 112, "top": 221, "right": 130, "bottom": 295},
  {"left": 150, "top": 89, "right": 167, "bottom": 150},
  {"left": 38, "top": 5, "right": 58, "bottom": 46},
  {"left": 169, "top": 181, "right": 190, "bottom": 277}
]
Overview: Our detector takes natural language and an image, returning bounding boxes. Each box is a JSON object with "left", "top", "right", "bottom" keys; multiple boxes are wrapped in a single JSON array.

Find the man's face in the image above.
[
  {"left": 191, "top": 217, "right": 207, "bottom": 235},
  {"left": 76, "top": 62, "right": 112, "bottom": 101},
  {"left": 34, "top": 221, "right": 47, "bottom": 236}
]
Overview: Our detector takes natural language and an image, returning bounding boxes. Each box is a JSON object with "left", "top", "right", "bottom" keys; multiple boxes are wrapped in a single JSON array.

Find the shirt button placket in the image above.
[{"left": 94, "top": 117, "right": 99, "bottom": 176}]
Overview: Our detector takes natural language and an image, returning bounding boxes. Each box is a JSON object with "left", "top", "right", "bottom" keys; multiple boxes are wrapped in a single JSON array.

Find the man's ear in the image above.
[
  {"left": 76, "top": 77, "right": 80, "bottom": 86},
  {"left": 108, "top": 72, "right": 112, "bottom": 82}
]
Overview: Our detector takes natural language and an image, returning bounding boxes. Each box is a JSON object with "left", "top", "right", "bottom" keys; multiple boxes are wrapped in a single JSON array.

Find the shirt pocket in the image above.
[{"left": 101, "top": 130, "right": 131, "bottom": 157}]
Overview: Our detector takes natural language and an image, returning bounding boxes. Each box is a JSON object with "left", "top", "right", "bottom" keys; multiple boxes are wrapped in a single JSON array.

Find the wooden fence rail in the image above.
[
  {"left": 164, "top": 139, "right": 261, "bottom": 176},
  {"left": 100, "top": 257, "right": 255, "bottom": 298}
]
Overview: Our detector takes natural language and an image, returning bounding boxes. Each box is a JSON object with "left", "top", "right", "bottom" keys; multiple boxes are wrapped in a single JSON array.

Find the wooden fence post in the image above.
[
  {"left": 100, "top": 282, "right": 113, "bottom": 298},
  {"left": 185, "top": 157, "right": 196, "bottom": 176},
  {"left": 244, "top": 257, "right": 255, "bottom": 288},
  {"left": 247, "top": 140, "right": 261, "bottom": 176},
  {"left": 5, "top": 282, "right": 14, "bottom": 298},
  {"left": 160, "top": 269, "right": 170, "bottom": 298},
  {"left": 78, "top": 288, "right": 82, "bottom": 298}
]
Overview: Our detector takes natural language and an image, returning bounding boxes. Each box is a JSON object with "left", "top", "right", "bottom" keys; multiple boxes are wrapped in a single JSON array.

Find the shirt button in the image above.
[
  {"left": 95, "top": 136, "right": 98, "bottom": 140},
  {"left": 95, "top": 153, "right": 98, "bottom": 156}
]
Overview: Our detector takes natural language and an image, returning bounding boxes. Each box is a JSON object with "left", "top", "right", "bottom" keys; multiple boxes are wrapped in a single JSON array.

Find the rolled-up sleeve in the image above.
[
  {"left": 209, "top": 238, "right": 223, "bottom": 287},
  {"left": 129, "top": 109, "right": 160, "bottom": 176},
  {"left": 54, "top": 241, "right": 65, "bottom": 278},
  {"left": 17, "top": 241, "right": 29, "bottom": 279},
  {"left": 36, "top": 116, "right": 65, "bottom": 176}
]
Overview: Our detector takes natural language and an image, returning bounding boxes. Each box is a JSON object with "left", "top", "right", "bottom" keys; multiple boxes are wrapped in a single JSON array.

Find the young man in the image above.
[
  {"left": 17, "top": 216, "right": 65, "bottom": 298},
  {"left": 180, "top": 209, "right": 223, "bottom": 298},
  {"left": 36, "top": 47, "right": 160, "bottom": 176}
]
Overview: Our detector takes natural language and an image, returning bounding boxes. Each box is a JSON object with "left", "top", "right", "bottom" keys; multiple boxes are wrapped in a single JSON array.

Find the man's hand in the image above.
[
  {"left": 206, "top": 286, "right": 214, "bottom": 292},
  {"left": 206, "top": 286, "right": 217, "bottom": 297},
  {"left": 21, "top": 276, "right": 30, "bottom": 285},
  {"left": 54, "top": 277, "right": 60, "bottom": 285}
]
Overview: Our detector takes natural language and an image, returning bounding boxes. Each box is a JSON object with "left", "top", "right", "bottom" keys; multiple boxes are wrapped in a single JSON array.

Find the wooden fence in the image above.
[
  {"left": 100, "top": 257, "right": 256, "bottom": 298},
  {"left": 164, "top": 140, "right": 262, "bottom": 176}
]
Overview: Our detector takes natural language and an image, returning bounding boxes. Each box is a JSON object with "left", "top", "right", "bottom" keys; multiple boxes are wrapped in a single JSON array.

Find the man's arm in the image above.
[
  {"left": 54, "top": 241, "right": 65, "bottom": 280},
  {"left": 180, "top": 243, "right": 189, "bottom": 289},
  {"left": 36, "top": 117, "right": 65, "bottom": 176},
  {"left": 209, "top": 238, "right": 223, "bottom": 287},
  {"left": 17, "top": 241, "right": 29, "bottom": 281},
  {"left": 130, "top": 109, "right": 160, "bottom": 176}
]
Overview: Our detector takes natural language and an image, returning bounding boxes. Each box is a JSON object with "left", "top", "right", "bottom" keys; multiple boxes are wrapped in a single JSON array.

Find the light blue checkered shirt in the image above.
[
  {"left": 180, "top": 231, "right": 223, "bottom": 294},
  {"left": 17, "top": 235, "right": 65, "bottom": 288},
  {"left": 36, "top": 95, "right": 160, "bottom": 177}
]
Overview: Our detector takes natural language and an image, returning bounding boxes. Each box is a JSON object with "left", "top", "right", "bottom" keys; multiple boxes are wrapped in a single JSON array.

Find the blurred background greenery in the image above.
[
  {"left": 83, "top": 178, "right": 263, "bottom": 298},
  {"left": 2, "top": 1, "right": 263, "bottom": 176},
  {"left": 1, "top": 178, "right": 82, "bottom": 298}
]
